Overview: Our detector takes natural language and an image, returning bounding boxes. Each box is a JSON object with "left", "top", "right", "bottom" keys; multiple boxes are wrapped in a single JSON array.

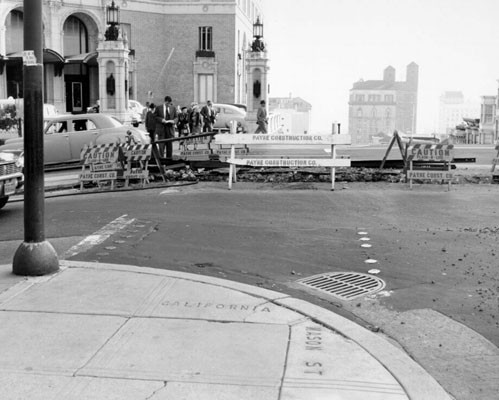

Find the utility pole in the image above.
[{"left": 13, "top": 0, "right": 59, "bottom": 276}]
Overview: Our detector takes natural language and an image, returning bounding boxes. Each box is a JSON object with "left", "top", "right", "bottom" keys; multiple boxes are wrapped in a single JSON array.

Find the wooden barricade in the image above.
[
  {"left": 79, "top": 144, "right": 125, "bottom": 190},
  {"left": 213, "top": 133, "right": 351, "bottom": 190},
  {"left": 122, "top": 144, "right": 152, "bottom": 187},
  {"left": 407, "top": 143, "right": 454, "bottom": 190}
]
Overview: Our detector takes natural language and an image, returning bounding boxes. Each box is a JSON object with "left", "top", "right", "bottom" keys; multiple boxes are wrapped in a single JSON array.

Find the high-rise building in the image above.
[
  {"left": 348, "top": 63, "right": 418, "bottom": 144},
  {"left": 0, "top": 0, "right": 263, "bottom": 114},
  {"left": 269, "top": 95, "right": 311, "bottom": 134},
  {"left": 438, "top": 91, "right": 480, "bottom": 135}
]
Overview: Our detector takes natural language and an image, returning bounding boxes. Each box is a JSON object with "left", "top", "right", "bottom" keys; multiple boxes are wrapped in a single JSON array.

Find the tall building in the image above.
[
  {"left": 269, "top": 95, "right": 311, "bottom": 134},
  {"left": 438, "top": 91, "right": 480, "bottom": 135},
  {"left": 348, "top": 63, "right": 418, "bottom": 144},
  {"left": 0, "top": 0, "right": 263, "bottom": 114}
]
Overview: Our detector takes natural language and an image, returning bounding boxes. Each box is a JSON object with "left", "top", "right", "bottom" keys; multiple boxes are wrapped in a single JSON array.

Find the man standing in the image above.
[
  {"left": 255, "top": 100, "right": 268, "bottom": 133},
  {"left": 154, "top": 96, "right": 177, "bottom": 158},
  {"left": 201, "top": 100, "right": 216, "bottom": 132}
]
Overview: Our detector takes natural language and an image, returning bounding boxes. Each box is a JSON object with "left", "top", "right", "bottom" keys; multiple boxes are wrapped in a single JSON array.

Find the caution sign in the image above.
[
  {"left": 81, "top": 144, "right": 122, "bottom": 165},
  {"left": 408, "top": 144, "right": 454, "bottom": 190},
  {"left": 79, "top": 144, "right": 125, "bottom": 190},
  {"left": 408, "top": 144, "right": 454, "bottom": 161}
]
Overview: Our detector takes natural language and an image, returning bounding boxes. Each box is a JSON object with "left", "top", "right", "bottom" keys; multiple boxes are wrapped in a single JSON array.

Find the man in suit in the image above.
[
  {"left": 255, "top": 100, "right": 268, "bottom": 133},
  {"left": 200, "top": 100, "right": 216, "bottom": 132},
  {"left": 154, "top": 96, "right": 178, "bottom": 158}
]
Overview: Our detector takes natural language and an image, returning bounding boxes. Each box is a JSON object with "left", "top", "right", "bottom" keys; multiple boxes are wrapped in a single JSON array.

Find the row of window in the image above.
[
  {"left": 5, "top": 9, "right": 213, "bottom": 56},
  {"left": 354, "top": 108, "right": 392, "bottom": 119},
  {"left": 352, "top": 94, "right": 395, "bottom": 103},
  {"left": 238, "top": 0, "right": 261, "bottom": 22}
]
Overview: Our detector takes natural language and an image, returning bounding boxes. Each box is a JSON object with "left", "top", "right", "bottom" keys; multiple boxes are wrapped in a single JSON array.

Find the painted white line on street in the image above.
[
  {"left": 361, "top": 243, "right": 372, "bottom": 248},
  {"left": 62, "top": 214, "right": 136, "bottom": 259}
]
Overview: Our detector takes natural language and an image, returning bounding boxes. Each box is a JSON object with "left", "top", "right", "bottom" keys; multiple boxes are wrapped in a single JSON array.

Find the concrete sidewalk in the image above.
[{"left": 0, "top": 261, "right": 451, "bottom": 399}]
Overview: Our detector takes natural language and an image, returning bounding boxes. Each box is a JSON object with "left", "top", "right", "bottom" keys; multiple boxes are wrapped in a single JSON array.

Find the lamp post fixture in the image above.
[
  {"left": 105, "top": 0, "right": 120, "bottom": 41},
  {"left": 251, "top": 17, "right": 265, "bottom": 52}
]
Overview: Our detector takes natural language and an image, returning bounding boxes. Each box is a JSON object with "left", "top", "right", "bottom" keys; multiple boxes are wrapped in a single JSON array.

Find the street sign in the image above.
[
  {"left": 90, "top": 162, "right": 121, "bottom": 172},
  {"left": 22, "top": 50, "right": 37, "bottom": 65}
]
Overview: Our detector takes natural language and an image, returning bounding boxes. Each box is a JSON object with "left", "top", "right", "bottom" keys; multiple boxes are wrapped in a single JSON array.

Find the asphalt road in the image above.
[{"left": 1, "top": 180, "right": 499, "bottom": 399}]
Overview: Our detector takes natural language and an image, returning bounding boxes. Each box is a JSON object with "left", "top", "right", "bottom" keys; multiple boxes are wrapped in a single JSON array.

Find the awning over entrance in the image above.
[
  {"left": 65, "top": 52, "right": 98, "bottom": 66},
  {"left": 5, "top": 49, "right": 65, "bottom": 64}
]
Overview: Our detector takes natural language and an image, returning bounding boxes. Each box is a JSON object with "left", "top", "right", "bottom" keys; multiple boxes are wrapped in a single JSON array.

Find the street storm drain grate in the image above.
[{"left": 297, "top": 272, "right": 386, "bottom": 301}]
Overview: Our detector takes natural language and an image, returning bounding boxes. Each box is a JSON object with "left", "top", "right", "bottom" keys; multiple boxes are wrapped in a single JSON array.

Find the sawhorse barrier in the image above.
[
  {"left": 213, "top": 133, "right": 351, "bottom": 190},
  {"left": 407, "top": 143, "right": 454, "bottom": 190},
  {"left": 80, "top": 144, "right": 125, "bottom": 190}
]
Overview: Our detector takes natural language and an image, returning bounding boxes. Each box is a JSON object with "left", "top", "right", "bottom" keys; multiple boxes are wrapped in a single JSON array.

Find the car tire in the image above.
[{"left": 0, "top": 196, "right": 8, "bottom": 210}]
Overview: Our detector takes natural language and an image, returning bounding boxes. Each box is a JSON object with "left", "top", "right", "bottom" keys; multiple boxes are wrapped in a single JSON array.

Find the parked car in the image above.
[
  {"left": 128, "top": 100, "right": 146, "bottom": 127},
  {"left": 0, "top": 150, "right": 23, "bottom": 210},
  {"left": 0, "top": 113, "right": 150, "bottom": 165},
  {"left": 212, "top": 103, "right": 247, "bottom": 132}
]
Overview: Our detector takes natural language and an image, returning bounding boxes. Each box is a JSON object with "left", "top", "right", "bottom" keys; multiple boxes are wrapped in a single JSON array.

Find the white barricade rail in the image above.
[
  {"left": 213, "top": 133, "right": 351, "bottom": 190},
  {"left": 407, "top": 144, "right": 454, "bottom": 190},
  {"left": 79, "top": 144, "right": 125, "bottom": 190}
]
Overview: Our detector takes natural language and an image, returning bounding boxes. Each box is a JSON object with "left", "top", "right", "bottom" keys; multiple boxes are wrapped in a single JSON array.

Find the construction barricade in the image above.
[
  {"left": 79, "top": 144, "right": 125, "bottom": 190},
  {"left": 407, "top": 143, "right": 454, "bottom": 190},
  {"left": 213, "top": 133, "right": 351, "bottom": 190}
]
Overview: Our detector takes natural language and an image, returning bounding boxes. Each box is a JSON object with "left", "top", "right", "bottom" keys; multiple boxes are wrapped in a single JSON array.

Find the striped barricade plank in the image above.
[{"left": 408, "top": 144, "right": 454, "bottom": 161}]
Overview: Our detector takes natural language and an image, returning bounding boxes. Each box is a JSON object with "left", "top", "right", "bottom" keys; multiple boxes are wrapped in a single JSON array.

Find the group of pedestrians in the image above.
[{"left": 143, "top": 97, "right": 218, "bottom": 158}]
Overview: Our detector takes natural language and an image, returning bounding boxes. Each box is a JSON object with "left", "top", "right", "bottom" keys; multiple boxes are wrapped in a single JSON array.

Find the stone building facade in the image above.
[
  {"left": 269, "top": 96, "right": 311, "bottom": 134},
  {"left": 0, "top": 0, "right": 263, "bottom": 115},
  {"left": 348, "top": 63, "right": 418, "bottom": 144}
]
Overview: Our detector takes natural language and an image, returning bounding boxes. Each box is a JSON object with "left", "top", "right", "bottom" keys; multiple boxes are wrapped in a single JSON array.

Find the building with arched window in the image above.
[
  {"left": 0, "top": 0, "right": 263, "bottom": 115},
  {"left": 348, "top": 63, "right": 418, "bottom": 144}
]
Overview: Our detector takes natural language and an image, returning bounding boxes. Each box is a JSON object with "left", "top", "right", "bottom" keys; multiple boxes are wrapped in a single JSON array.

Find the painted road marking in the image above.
[{"left": 62, "top": 214, "right": 136, "bottom": 259}]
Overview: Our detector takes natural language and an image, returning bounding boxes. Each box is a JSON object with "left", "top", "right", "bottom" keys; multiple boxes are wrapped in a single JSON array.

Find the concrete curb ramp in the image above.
[{"left": 0, "top": 261, "right": 452, "bottom": 399}]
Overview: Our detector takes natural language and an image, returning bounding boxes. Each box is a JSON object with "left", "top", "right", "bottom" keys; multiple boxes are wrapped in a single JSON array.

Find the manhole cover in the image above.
[{"left": 297, "top": 272, "right": 386, "bottom": 301}]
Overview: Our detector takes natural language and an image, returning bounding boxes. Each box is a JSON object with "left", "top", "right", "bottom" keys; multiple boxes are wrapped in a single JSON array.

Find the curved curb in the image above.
[{"left": 59, "top": 260, "right": 452, "bottom": 400}]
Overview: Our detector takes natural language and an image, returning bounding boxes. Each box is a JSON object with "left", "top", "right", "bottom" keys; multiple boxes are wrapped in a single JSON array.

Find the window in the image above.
[
  {"left": 6, "top": 10, "right": 23, "bottom": 54},
  {"left": 355, "top": 94, "right": 364, "bottom": 102},
  {"left": 120, "top": 23, "right": 132, "bottom": 48},
  {"left": 384, "top": 94, "right": 394, "bottom": 103},
  {"left": 199, "top": 27, "right": 213, "bottom": 51},
  {"left": 357, "top": 108, "right": 363, "bottom": 118},
  {"left": 63, "top": 16, "right": 88, "bottom": 56},
  {"left": 198, "top": 74, "right": 214, "bottom": 103}
]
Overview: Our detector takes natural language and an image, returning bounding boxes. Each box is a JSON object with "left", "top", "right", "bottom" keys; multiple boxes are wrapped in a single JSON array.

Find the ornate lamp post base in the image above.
[{"left": 13, "top": 241, "right": 59, "bottom": 276}]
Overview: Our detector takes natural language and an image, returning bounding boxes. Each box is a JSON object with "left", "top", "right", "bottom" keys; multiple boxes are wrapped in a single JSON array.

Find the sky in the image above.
[{"left": 262, "top": 0, "right": 499, "bottom": 134}]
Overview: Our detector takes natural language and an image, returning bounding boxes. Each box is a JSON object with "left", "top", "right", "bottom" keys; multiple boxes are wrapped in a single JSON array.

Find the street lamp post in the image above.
[{"left": 12, "top": 0, "right": 59, "bottom": 276}]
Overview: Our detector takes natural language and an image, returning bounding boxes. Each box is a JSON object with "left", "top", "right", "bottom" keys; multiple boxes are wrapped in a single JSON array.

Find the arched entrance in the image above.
[{"left": 63, "top": 14, "right": 99, "bottom": 113}]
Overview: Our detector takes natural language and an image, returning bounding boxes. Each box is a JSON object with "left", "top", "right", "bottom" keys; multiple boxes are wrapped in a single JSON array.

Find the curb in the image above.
[{"left": 53, "top": 260, "right": 452, "bottom": 400}]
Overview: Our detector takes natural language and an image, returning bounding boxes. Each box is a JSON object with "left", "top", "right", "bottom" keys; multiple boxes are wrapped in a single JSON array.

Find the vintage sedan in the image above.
[
  {"left": 0, "top": 113, "right": 150, "bottom": 165},
  {"left": 213, "top": 103, "right": 248, "bottom": 132},
  {"left": 0, "top": 150, "right": 23, "bottom": 210}
]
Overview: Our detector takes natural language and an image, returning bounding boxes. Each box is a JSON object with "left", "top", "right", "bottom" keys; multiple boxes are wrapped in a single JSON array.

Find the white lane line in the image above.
[{"left": 62, "top": 214, "right": 136, "bottom": 259}]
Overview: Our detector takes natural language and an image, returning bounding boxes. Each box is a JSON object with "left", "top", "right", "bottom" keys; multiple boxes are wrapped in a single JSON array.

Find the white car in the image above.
[
  {"left": 0, "top": 113, "right": 149, "bottom": 165},
  {"left": 129, "top": 100, "right": 146, "bottom": 127},
  {"left": 212, "top": 103, "right": 247, "bottom": 132}
]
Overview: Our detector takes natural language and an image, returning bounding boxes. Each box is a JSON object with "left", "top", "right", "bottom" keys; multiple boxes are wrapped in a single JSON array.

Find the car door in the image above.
[
  {"left": 43, "top": 120, "right": 71, "bottom": 164},
  {"left": 68, "top": 118, "right": 99, "bottom": 162}
]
